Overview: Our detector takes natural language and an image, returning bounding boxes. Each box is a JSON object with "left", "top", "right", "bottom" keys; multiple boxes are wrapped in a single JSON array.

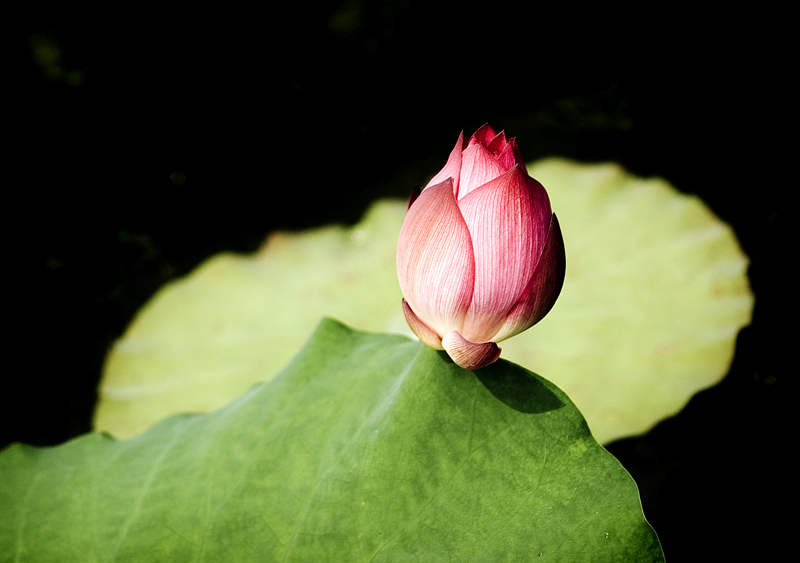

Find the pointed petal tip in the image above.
[
  {"left": 442, "top": 331, "right": 501, "bottom": 371},
  {"left": 469, "top": 123, "right": 497, "bottom": 147}
]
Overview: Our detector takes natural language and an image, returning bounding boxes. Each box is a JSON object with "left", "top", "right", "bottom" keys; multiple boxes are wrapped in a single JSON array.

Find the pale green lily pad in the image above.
[
  {"left": 503, "top": 159, "right": 753, "bottom": 442},
  {"left": 94, "top": 158, "right": 753, "bottom": 443}
]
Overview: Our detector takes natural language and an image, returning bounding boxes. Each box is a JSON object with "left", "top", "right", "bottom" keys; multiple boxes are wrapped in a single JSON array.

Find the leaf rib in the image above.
[{"left": 106, "top": 422, "right": 185, "bottom": 561}]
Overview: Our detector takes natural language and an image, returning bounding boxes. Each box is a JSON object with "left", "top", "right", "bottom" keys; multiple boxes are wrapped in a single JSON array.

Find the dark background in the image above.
[{"left": 7, "top": 2, "right": 790, "bottom": 560}]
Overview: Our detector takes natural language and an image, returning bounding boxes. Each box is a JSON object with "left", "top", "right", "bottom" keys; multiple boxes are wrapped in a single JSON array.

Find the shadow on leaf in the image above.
[{"left": 437, "top": 351, "right": 564, "bottom": 414}]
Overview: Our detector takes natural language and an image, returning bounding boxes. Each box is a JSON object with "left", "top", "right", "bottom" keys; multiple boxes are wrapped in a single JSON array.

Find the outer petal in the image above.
[
  {"left": 458, "top": 142, "right": 510, "bottom": 199},
  {"left": 492, "top": 213, "right": 566, "bottom": 342},
  {"left": 457, "top": 166, "right": 552, "bottom": 343},
  {"left": 397, "top": 179, "right": 475, "bottom": 338},
  {"left": 442, "top": 330, "right": 501, "bottom": 371},
  {"left": 402, "top": 299, "right": 444, "bottom": 350},
  {"left": 425, "top": 131, "right": 464, "bottom": 197}
]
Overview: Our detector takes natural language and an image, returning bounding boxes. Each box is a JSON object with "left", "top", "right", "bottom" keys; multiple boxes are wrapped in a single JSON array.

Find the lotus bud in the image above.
[{"left": 396, "top": 124, "right": 566, "bottom": 370}]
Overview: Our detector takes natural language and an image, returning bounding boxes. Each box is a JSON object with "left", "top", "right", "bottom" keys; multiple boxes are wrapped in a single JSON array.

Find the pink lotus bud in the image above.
[{"left": 397, "top": 124, "right": 566, "bottom": 370}]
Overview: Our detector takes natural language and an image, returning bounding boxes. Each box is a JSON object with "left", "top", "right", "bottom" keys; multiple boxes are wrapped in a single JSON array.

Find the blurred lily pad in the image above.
[{"left": 94, "top": 158, "right": 753, "bottom": 443}]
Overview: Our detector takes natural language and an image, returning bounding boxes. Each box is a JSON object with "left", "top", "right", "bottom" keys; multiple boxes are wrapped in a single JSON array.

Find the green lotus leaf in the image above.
[
  {"left": 94, "top": 158, "right": 752, "bottom": 443},
  {"left": 2, "top": 320, "right": 664, "bottom": 562}
]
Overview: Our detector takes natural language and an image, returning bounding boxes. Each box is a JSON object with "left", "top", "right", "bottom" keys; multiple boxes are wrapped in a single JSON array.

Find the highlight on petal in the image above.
[
  {"left": 402, "top": 299, "right": 444, "bottom": 350},
  {"left": 456, "top": 166, "right": 552, "bottom": 343},
  {"left": 397, "top": 179, "right": 475, "bottom": 338},
  {"left": 458, "top": 142, "right": 509, "bottom": 199},
  {"left": 492, "top": 213, "right": 567, "bottom": 342},
  {"left": 442, "top": 330, "right": 501, "bottom": 371},
  {"left": 425, "top": 131, "right": 465, "bottom": 196}
]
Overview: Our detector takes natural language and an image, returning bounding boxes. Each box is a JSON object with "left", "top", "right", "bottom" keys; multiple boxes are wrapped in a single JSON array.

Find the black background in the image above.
[{"left": 7, "top": 2, "right": 790, "bottom": 560}]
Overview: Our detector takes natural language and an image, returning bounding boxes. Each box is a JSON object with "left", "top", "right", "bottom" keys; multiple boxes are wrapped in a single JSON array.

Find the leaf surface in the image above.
[{"left": 1, "top": 320, "right": 663, "bottom": 562}]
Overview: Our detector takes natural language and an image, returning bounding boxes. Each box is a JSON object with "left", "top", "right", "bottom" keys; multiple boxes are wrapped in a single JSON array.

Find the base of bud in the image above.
[{"left": 442, "top": 331, "right": 501, "bottom": 371}]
